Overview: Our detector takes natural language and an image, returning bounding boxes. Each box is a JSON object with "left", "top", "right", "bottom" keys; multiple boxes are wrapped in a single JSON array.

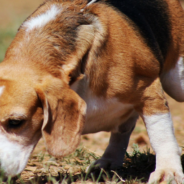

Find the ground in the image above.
[{"left": 0, "top": 0, "right": 184, "bottom": 183}]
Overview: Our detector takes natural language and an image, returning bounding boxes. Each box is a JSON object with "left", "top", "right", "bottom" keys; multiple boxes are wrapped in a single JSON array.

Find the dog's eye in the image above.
[{"left": 8, "top": 120, "right": 24, "bottom": 128}]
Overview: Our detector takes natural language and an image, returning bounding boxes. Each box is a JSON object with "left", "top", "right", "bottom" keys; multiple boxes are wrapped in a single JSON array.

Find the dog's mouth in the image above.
[{"left": 0, "top": 133, "right": 36, "bottom": 177}]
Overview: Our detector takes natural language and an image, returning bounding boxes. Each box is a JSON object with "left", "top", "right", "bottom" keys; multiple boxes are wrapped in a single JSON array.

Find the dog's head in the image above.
[
  {"left": 0, "top": 71, "right": 86, "bottom": 176},
  {"left": 0, "top": 0, "right": 108, "bottom": 176}
]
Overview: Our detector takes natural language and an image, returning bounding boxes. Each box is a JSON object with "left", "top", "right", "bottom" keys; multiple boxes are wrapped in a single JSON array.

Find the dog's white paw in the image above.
[{"left": 148, "top": 169, "right": 184, "bottom": 184}]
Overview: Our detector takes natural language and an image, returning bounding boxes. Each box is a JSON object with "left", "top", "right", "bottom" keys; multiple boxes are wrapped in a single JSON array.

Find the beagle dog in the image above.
[{"left": 0, "top": 0, "right": 184, "bottom": 183}]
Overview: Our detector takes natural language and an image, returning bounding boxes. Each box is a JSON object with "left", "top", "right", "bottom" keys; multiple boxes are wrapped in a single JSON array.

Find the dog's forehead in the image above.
[
  {"left": 0, "top": 81, "right": 37, "bottom": 116},
  {"left": 0, "top": 81, "right": 33, "bottom": 97}
]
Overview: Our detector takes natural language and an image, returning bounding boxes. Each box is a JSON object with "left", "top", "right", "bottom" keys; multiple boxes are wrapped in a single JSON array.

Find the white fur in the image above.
[
  {"left": 0, "top": 131, "right": 34, "bottom": 176},
  {"left": 80, "top": 0, "right": 97, "bottom": 12},
  {"left": 144, "top": 113, "right": 179, "bottom": 155},
  {"left": 86, "top": 0, "right": 97, "bottom": 7},
  {"left": 82, "top": 90, "right": 133, "bottom": 134},
  {"left": 24, "top": 5, "right": 61, "bottom": 31},
  {"left": 161, "top": 57, "right": 184, "bottom": 102},
  {"left": 0, "top": 86, "right": 5, "bottom": 97},
  {"left": 144, "top": 113, "right": 184, "bottom": 183}
]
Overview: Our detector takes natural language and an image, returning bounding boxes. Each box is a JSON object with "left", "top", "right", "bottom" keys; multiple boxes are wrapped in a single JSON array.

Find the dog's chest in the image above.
[{"left": 82, "top": 94, "right": 133, "bottom": 134}]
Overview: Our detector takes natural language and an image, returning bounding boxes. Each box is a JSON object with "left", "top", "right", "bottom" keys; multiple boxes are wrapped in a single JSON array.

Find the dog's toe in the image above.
[
  {"left": 89, "top": 158, "right": 122, "bottom": 171},
  {"left": 148, "top": 169, "right": 184, "bottom": 184}
]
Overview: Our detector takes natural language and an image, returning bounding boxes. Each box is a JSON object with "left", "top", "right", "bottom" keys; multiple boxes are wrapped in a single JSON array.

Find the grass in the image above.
[
  {"left": 9, "top": 144, "right": 184, "bottom": 184},
  {"left": 0, "top": 144, "right": 157, "bottom": 184},
  {"left": 2, "top": 136, "right": 184, "bottom": 184}
]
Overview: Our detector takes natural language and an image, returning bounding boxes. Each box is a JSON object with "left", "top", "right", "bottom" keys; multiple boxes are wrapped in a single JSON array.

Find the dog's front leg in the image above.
[
  {"left": 137, "top": 78, "right": 184, "bottom": 184},
  {"left": 93, "top": 114, "right": 138, "bottom": 170},
  {"left": 145, "top": 113, "right": 183, "bottom": 184}
]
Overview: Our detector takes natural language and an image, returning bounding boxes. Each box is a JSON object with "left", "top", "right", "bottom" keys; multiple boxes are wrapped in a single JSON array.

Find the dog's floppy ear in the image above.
[
  {"left": 62, "top": 24, "right": 95, "bottom": 85},
  {"left": 36, "top": 87, "right": 86, "bottom": 157},
  {"left": 62, "top": 20, "right": 107, "bottom": 86}
]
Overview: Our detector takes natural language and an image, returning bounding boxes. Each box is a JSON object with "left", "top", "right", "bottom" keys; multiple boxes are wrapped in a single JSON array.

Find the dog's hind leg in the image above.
[
  {"left": 92, "top": 114, "right": 138, "bottom": 170},
  {"left": 161, "top": 57, "right": 184, "bottom": 102}
]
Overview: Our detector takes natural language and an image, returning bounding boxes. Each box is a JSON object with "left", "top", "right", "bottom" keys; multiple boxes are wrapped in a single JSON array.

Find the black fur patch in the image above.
[{"left": 106, "top": 0, "right": 171, "bottom": 69}]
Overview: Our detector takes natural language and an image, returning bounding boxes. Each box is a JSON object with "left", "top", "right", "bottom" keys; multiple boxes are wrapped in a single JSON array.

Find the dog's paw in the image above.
[
  {"left": 148, "top": 169, "right": 184, "bottom": 184},
  {"left": 86, "top": 158, "right": 123, "bottom": 180},
  {"left": 90, "top": 158, "right": 122, "bottom": 171}
]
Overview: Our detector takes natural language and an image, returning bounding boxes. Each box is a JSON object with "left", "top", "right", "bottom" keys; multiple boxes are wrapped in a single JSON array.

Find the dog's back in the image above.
[
  {"left": 107, "top": 0, "right": 171, "bottom": 67},
  {"left": 107, "top": 0, "right": 184, "bottom": 71},
  {"left": 103, "top": 0, "right": 184, "bottom": 102}
]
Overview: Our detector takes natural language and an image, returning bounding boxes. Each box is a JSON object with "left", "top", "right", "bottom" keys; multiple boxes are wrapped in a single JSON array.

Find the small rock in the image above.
[{"left": 25, "top": 166, "right": 37, "bottom": 172}]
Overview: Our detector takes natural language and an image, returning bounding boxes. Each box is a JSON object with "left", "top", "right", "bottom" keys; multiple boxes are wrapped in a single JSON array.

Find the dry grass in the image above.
[{"left": 0, "top": 145, "right": 153, "bottom": 184}]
